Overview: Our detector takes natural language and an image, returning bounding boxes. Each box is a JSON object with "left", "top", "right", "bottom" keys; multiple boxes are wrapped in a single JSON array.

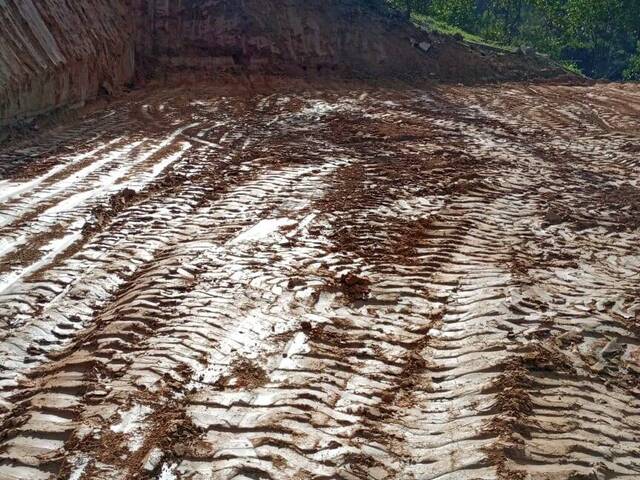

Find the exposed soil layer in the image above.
[
  {"left": 136, "top": 0, "right": 569, "bottom": 84},
  {"left": 0, "top": 82, "right": 639, "bottom": 480},
  {"left": 0, "top": 0, "right": 575, "bottom": 128},
  {"left": 0, "top": 0, "right": 135, "bottom": 129}
]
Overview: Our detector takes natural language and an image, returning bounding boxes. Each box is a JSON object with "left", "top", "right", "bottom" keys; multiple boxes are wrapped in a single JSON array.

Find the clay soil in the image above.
[{"left": 0, "top": 80, "right": 639, "bottom": 480}]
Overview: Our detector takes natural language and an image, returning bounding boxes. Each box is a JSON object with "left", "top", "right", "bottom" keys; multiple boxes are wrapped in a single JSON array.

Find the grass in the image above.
[
  {"left": 408, "top": 12, "right": 583, "bottom": 77},
  {"left": 561, "top": 61, "right": 584, "bottom": 76},
  {"left": 410, "top": 13, "right": 518, "bottom": 53}
]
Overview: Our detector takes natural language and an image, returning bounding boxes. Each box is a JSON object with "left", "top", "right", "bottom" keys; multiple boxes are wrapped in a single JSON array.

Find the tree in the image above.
[
  {"left": 624, "top": 42, "right": 640, "bottom": 81},
  {"left": 381, "top": 0, "right": 640, "bottom": 80}
]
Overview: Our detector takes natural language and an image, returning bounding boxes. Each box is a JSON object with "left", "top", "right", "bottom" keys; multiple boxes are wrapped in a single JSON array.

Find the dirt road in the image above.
[{"left": 0, "top": 82, "right": 639, "bottom": 480}]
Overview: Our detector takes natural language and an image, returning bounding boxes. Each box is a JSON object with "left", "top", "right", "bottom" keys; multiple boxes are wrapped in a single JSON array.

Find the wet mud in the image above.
[{"left": 0, "top": 82, "right": 639, "bottom": 479}]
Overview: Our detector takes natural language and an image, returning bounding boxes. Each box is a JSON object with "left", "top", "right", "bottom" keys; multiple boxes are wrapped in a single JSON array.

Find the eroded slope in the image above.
[
  {"left": 0, "top": 0, "right": 135, "bottom": 128},
  {"left": 138, "top": 0, "right": 563, "bottom": 83},
  {"left": 0, "top": 0, "right": 570, "bottom": 128}
]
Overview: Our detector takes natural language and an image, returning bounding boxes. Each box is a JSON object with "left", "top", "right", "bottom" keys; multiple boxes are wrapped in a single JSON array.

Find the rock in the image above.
[
  {"left": 519, "top": 45, "right": 535, "bottom": 56},
  {"left": 172, "top": 443, "right": 189, "bottom": 456},
  {"left": 595, "top": 298, "right": 614, "bottom": 312},
  {"left": 600, "top": 337, "right": 624, "bottom": 359},
  {"left": 101, "top": 81, "right": 114, "bottom": 96},
  {"left": 418, "top": 41, "right": 432, "bottom": 53},
  {"left": 339, "top": 272, "right": 371, "bottom": 300},
  {"left": 623, "top": 346, "right": 640, "bottom": 373}
]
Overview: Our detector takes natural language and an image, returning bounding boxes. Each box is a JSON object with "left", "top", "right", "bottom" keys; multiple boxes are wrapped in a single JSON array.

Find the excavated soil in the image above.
[{"left": 0, "top": 81, "right": 639, "bottom": 480}]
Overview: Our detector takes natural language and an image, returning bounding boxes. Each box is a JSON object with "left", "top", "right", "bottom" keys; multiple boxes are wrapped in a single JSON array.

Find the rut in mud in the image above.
[{"left": 0, "top": 82, "right": 639, "bottom": 480}]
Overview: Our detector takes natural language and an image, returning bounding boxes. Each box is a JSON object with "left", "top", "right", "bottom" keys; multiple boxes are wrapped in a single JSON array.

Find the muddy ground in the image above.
[{"left": 0, "top": 81, "right": 639, "bottom": 480}]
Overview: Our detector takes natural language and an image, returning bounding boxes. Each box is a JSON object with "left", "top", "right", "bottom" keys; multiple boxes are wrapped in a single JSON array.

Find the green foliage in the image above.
[
  {"left": 623, "top": 43, "right": 640, "bottom": 81},
  {"left": 561, "top": 60, "right": 583, "bottom": 76},
  {"left": 382, "top": 0, "right": 640, "bottom": 80},
  {"left": 412, "top": 12, "right": 516, "bottom": 52},
  {"left": 429, "top": 0, "right": 477, "bottom": 31}
]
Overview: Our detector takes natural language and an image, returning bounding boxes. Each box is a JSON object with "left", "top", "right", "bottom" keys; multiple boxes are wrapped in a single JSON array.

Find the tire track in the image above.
[{"left": 0, "top": 83, "right": 639, "bottom": 480}]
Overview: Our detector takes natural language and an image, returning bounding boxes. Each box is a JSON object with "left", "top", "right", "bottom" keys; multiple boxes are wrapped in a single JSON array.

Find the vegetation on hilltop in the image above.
[{"left": 378, "top": 0, "right": 640, "bottom": 80}]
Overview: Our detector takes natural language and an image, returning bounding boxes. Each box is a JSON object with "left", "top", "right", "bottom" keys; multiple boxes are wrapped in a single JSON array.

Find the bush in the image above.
[
  {"left": 562, "top": 61, "right": 583, "bottom": 76},
  {"left": 382, "top": 0, "right": 640, "bottom": 80},
  {"left": 623, "top": 43, "right": 640, "bottom": 81},
  {"left": 429, "top": 0, "right": 477, "bottom": 31}
]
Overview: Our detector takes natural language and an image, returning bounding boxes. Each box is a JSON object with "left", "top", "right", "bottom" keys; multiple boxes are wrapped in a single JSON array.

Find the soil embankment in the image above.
[
  {"left": 0, "top": 0, "right": 570, "bottom": 128},
  {"left": 0, "top": 0, "right": 135, "bottom": 128}
]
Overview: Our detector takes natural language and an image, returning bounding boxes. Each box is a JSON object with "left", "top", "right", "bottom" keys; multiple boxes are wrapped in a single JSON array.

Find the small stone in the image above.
[
  {"left": 518, "top": 45, "right": 534, "bottom": 56},
  {"left": 173, "top": 443, "right": 188, "bottom": 456},
  {"left": 601, "top": 338, "right": 624, "bottom": 358},
  {"left": 101, "top": 80, "right": 114, "bottom": 96},
  {"left": 418, "top": 41, "right": 432, "bottom": 53}
]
